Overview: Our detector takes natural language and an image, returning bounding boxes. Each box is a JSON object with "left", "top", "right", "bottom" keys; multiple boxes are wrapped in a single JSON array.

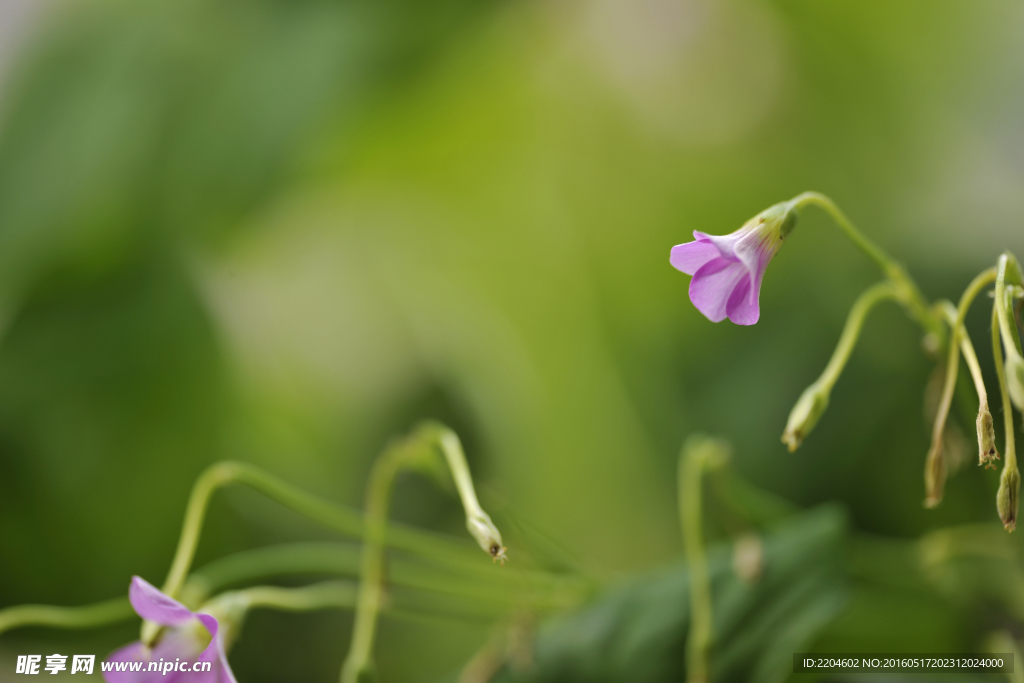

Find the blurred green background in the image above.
[{"left": 0, "top": 0, "right": 1022, "bottom": 680}]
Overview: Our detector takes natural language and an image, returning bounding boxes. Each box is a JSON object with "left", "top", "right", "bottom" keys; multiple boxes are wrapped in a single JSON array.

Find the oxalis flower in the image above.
[
  {"left": 103, "top": 577, "right": 236, "bottom": 683},
  {"left": 670, "top": 201, "right": 798, "bottom": 325}
]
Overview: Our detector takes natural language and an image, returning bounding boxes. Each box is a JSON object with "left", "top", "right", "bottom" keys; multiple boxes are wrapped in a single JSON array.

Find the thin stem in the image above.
[
  {"left": 161, "top": 463, "right": 247, "bottom": 603},
  {"left": 1, "top": 551, "right": 586, "bottom": 641},
  {"left": 223, "top": 581, "right": 509, "bottom": 625},
  {"left": 791, "top": 192, "right": 942, "bottom": 342},
  {"left": 147, "top": 460, "right": 497, "bottom": 646},
  {"left": 791, "top": 192, "right": 893, "bottom": 273},
  {"left": 231, "top": 581, "right": 359, "bottom": 613},
  {"left": 995, "top": 312, "right": 1018, "bottom": 470},
  {"left": 994, "top": 302, "right": 1019, "bottom": 531},
  {"left": 956, "top": 319, "right": 989, "bottom": 409},
  {"left": 0, "top": 598, "right": 133, "bottom": 637},
  {"left": 924, "top": 269, "right": 998, "bottom": 507},
  {"left": 679, "top": 435, "right": 730, "bottom": 683},
  {"left": 781, "top": 282, "right": 899, "bottom": 451},
  {"left": 816, "top": 282, "right": 899, "bottom": 393},
  {"left": 996, "top": 254, "right": 1024, "bottom": 358},
  {"left": 198, "top": 581, "right": 360, "bottom": 650},
  {"left": 341, "top": 425, "right": 504, "bottom": 683},
  {"left": 161, "top": 462, "right": 491, "bottom": 603},
  {"left": 183, "top": 542, "right": 585, "bottom": 611},
  {"left": 422, "top": 422, "right": 506, "bottom": 561},
  {"left": 184, "top": 542, "right": 361, "bottom": 604},
  {"left": 938, "top": 298, "right": 996, "bottom": 468},
  {"left": 341, "top": 441, "right": 416, "bottom": 683}
]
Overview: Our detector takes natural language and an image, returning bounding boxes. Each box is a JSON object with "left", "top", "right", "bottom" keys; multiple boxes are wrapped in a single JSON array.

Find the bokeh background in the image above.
[{"left": 0, "top": 0, "right": 1022, "bottom": 680}]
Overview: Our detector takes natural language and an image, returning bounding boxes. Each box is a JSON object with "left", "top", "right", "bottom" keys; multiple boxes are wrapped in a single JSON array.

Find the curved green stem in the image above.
[
  {"left": 782, "top": 282, "right": 899, "bottom": 450},
  {"left": 222, "top": 581, "right": 359, "bottom": 613},
  {"left": 341, "top": 424, "right": 504, "bottom": 683},
  {"left": 938, "top": 299, "right": 990, "bottom": 410},
  {"left": 817, "top": 282, "right": 900, "bottom": 392},
  {"left": 145, "top": 458, "right": 501, "bottom": 646},
  {"left": 1, "top": 542, "right": 588, "bottom": 640},
  {"left": 949, "top": 308, "right": 989, "bottom": 410},
  {"left": 999, "top": 254, "right": 1024, "bottom": 344},
  {"left": 924, "top": 269, "right": 998, "bottom": 507},
  {"left": 791, "top": 192, "right": 942, "bottom": 343},
  {"left": 937, "top": 297, "right": 998, "bottom": 469},
  {"left": 994, "top": 303, "right": 1019, "bottom": 531},
  {"left": 679, "top": 435, "right": 730, "bottom": 683},
  {"left": 342, "top": 443, "right": 426, "bottom": 683},
  {"left": 184, "top": 541, "right": 586, "bottom": 615},
  {"left": 996, "top": 254, "right": 1024, "bottom": 357},
  {"left": 183, "top": 542, "right": 361, "bottom": 605},
  {"left": 419, "top": 422, "right": 506, "bottom": 561},
  {"left": 0, "top": 597, "right": 133, "bottom": 637},
  {"left": 156, "top": 461, "right": 493, "bottom": 605},
  {"left": 791, "top": 192, "right": 893, "bottom": 273}
]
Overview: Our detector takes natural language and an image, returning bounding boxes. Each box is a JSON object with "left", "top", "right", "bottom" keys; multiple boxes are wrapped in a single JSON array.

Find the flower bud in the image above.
[
  {"left": 467, "top": 512, "right": 507, "bottom": 564},
  {"left": 781, "top": 383, "right": 829, "bottom": 452},
  {"left": 976, "top": 404, "right": 1000, "bottom": 469},
  {"left": 997, "top": 466, "right": 1020, "bottom": 532},
  {"left": 1006, "top": 353, "right": 1024, "bottom": 412},
  {"left": 923, "top": 442, "right": 945, "bottom": 509}
]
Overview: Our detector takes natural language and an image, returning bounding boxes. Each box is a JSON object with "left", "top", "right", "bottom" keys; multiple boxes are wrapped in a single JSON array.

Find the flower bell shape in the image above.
[
  {"left": 670, "top": 201, "right": 798, "bottom": 325},
  {"left": 103, "top": 577, "right": 237, "bottom": 683}
]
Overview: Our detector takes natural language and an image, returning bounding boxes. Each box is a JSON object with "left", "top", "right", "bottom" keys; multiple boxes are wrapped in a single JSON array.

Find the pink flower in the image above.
[
  {"left": 670, "top": 201, "right": 798, "bottom": 325},
  {"left": 103, "top": 577, "right": 236, "bottom": 683}
]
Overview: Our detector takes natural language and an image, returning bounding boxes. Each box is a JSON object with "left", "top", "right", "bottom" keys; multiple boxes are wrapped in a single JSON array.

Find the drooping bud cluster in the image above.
[{"left": 671, "top": 194, "right": 1024, "bottom": 530}]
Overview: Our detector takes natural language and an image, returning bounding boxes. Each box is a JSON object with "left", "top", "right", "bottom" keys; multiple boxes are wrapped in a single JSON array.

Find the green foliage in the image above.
[{"left": 483, "top": 507, "right": 846, "bottom": 683}]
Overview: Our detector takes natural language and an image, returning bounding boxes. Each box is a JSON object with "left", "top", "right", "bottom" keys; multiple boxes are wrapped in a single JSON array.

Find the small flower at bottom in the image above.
[
  {"left": 103, "top": 577, "right": 236, "bottom": 683},
  {"left": 670, "top": 200, "right": 798, "bottom": 325}
]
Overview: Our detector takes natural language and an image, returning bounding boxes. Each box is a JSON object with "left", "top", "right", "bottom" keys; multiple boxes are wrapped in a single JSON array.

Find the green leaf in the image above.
[{"left": 478, "top": 506, "right": 847, "bottom": 683}]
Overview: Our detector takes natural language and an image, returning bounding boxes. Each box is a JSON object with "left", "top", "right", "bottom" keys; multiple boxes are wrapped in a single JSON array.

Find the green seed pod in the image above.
[
  {"left": 782, "top": 384, "right": 829, "bottom": 452},
  {"left": 976, "top": 404, "right": 1000, "bottom": 469},
  {"left": 997, "top": 466, "right": 1020, "bottom": 532}
]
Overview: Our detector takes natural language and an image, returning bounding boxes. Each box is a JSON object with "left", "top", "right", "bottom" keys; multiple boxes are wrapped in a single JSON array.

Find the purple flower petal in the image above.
[
  {"left": 732, "top": 227, "right": 778, "bottom": 285},
  {"left": 202, "top": 618, "right": 238, "bottom": 683},
  {"left": 191, "top": 614, "right": 237, "bottom": 683},
  {"left": 670, "top": 239, "right": 720, "bottom": 275},
  {"left": 692, "top": 230, "right": 742, "bottom": 260},
  {"left": 689, "top": 258, "right": 749, "bottom": 323},
  {"left": 725, "top": 273, "right": 759, "bottom": 325},
  {"left": 129, "top": 577, "right": 193, "bottom": 627},
  {"left": 104, "top": 580, "right": 238, "bottom": 683},
  {"left": 673, "top": 205, "right": 791, "bottom": 325},
  {"left": 103, "top": 643, "right": 151, "bottom": 683}
]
